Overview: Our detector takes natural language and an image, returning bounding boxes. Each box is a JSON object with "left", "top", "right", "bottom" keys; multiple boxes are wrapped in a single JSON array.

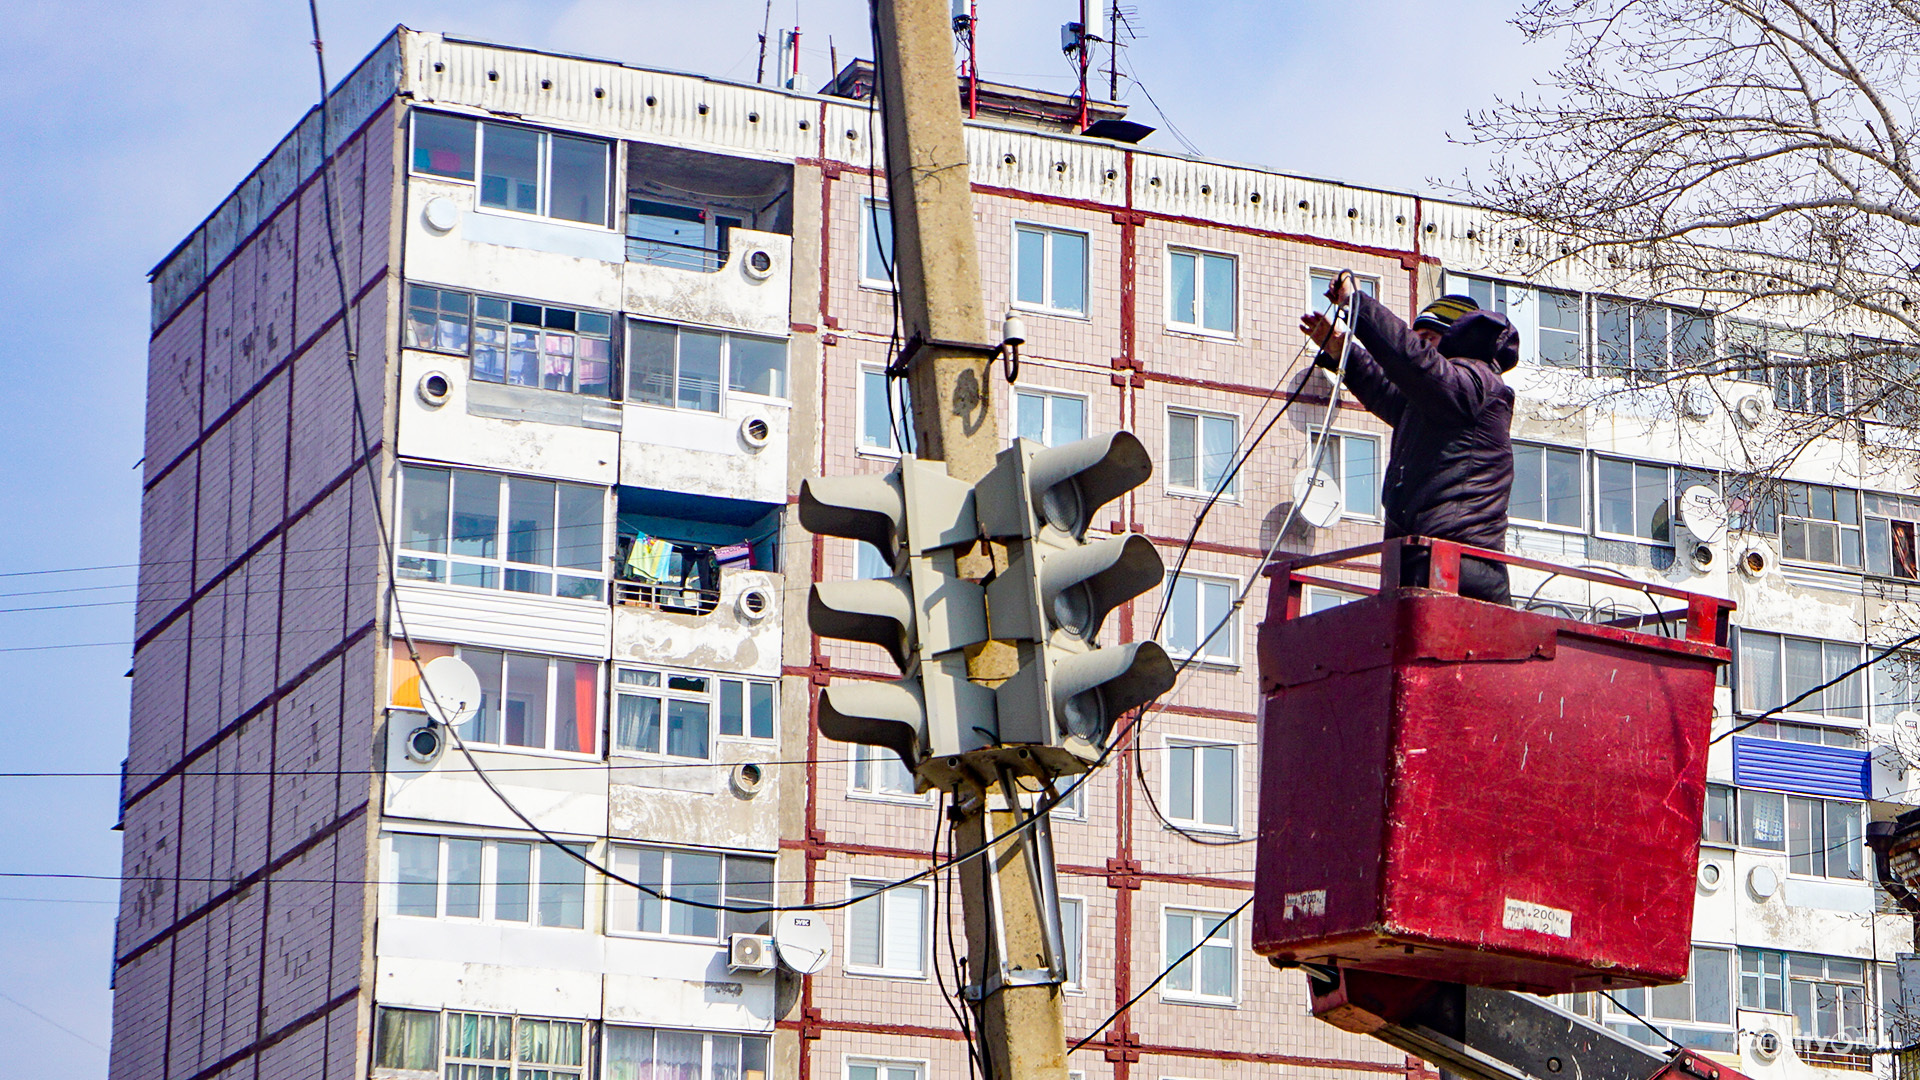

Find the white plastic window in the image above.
[
  {"left": 1164, "top": 739, "right": 1237, "bottom": 831},
  {"left": 1014, "top": 224, "right": 1089, "bottom": 315},
  {"left": 1163, "top": 908, "right": 1237, "bottom": 1003},
  {"left": 846, "top": 880, "right": 928, "bottom": 977},
  {"left": 1169, "top": 249, "right": 1236, "bottom": 333}
]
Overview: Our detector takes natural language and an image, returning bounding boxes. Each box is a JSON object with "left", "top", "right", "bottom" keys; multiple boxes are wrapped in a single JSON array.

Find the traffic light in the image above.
[
  {"left": 976, "top": 432, "right": 1176, "bottom": 769},
  {"left": 799, "top": 461, "right": 995, "bottom": 781}
]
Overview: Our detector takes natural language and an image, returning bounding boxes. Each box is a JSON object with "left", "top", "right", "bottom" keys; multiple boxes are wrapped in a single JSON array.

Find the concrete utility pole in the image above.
[{"left": 870, "top": 1, "right": 1073, "bottom": 1077}]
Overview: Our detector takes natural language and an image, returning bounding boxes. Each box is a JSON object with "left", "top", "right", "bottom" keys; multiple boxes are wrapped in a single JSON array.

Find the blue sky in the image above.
[{"left": 0, "top": 0, "right": 1547, "bottom": 1073}]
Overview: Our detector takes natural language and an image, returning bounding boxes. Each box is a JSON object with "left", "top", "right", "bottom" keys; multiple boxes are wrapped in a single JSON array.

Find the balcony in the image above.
[
  {"left": 611, "top": 487, "right": 783, "bottom": 675},
  {"left": 622, "top": 142, "right": 792, "bottom": 335}
]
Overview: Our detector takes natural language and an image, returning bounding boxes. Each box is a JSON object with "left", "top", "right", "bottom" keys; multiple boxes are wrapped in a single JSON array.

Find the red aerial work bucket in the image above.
[{"left": 1251, "top": 538, "right": 1733, "bottom": 994}]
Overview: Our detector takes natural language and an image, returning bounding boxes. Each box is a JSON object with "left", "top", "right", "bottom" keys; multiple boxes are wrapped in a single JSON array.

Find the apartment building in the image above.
[{"left": 115, "top": 25, "right": 1915, "bottom": 1080}]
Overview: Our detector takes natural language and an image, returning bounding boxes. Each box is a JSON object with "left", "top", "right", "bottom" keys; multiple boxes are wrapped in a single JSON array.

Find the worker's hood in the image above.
[{"left": 1438, "top": 311, "right": 1520, "bottom": 372}]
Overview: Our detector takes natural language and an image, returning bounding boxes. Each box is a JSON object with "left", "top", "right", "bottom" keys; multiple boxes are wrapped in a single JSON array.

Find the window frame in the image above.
[
  {"left": 1160, "top": 571, "right": 1241, "bottom": 667},
  {"left": 1059, "top": 894, "right": 1086, "bottom": 992},
  {"left": 1162, "top": 736, "right": 1239, "bottom": 834},
  {"left": 624, "top": 318, "right": 790, "bottom": 410},
  {"left": 612, "top": 664, "right": 778, "bottom": 760},
  {"left": 395, "top": 464, "right": 610, "bottom": 602},
  {"left": 1011, "top": 222, "right": 1091, "bottom": 317},
  {"left": 1309, "top": 268, "right": 1380, "bottom": 317},
  {"left": 606, "top": 842, "right": 778, "bottom": 942},
  {"left": 1774, "top": 481, "right": 1863, "bottom": 571},
  {"left": 1160, "top": 906, "right": 1239, "bottom": 1006},
  {"left": 1311, "top": 427, "right": 1383, "bottom": 522},
  {"left": 604, "top": 1026, "right": 773, "bottom": 1080},
  {"left": 857, "top": 364, "right": 914, "bottom": 458},
  {"left": 844, "top": 879, "right": 930, "bottom": 979},
  {"left": 1591, "top": 456, "right": 1718, "bottom": 546},
  {"left": 384, "top": 831, "right": 591, "bottom": 930},
  {"left": 408, "top": 111, "right": 613, "bottom": 229},
  {"left": 849, "top": 743, "right": 930, "bottom": 804},
  {"left": 1592, "top": 296, "right": 1714, "bottom": 381},
  {"left": 438, "top": 1009, "right": 589, "bottom": 1080},
  {"left": 1164, "top": 407, "right": 1240, "bottom": 500},
  {"left": 432, "top": 644, "right": 604, "bottom": 757},
  {"left": 1734, "top": 628, "right": 1866, "bottom": 723},
  {"left": 845, "top": 1057, "right": 928, "bottom": 1080},
  {"left": 1509, "top": 442, "right": 1586, "bottom": 532},
  {"left": 1013, "top": 386, "right": 1091, "bottom": 448},
  {"left": 404, "top": 285, "right": 619, "bottom": 398},
  {"left": 859, "top": 198, "right": 897, "bottom": 289},
  {"left": 1864, "top": 492, "right": 1920, "bottom": 582},
  {"left": 1166, "top": 246, "right": 1239, "bottom": 336}
]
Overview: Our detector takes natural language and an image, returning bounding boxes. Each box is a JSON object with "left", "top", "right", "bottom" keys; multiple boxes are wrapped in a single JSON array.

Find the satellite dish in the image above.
[
  {"left": 1896, "top": 710, "right": 1920, "bottom": 736},
  {"left": 773, "top": 910, "right": 833, "bottom": 975},
  {"left": 418, "top": 656, "right": 483, "bottom": 728},
  {"left": 1293, "top": 468, "right": 1345, "bottom": 529},
  {"left": 1675, "top": 485, "right": 1729, "bottom": 545}
]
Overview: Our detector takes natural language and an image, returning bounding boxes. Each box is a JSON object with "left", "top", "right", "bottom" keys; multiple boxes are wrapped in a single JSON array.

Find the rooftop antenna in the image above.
[
  {"left": 1061, "top": 2, "right": 1092, "bottom": 130},
  {"left": 756, "top": 0, "right": 773, "bottom": 84},
  {"left": 1105, "top": 1, "right": 1138, "bottom": 100},
  {"left": 952, "top": 0, "right": 980, "bottom": 118}
]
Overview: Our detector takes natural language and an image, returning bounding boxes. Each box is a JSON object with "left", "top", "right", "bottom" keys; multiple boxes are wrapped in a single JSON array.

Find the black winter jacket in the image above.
[{"left": 1321, "top": 291, "right": 1516, "bottom": 551}]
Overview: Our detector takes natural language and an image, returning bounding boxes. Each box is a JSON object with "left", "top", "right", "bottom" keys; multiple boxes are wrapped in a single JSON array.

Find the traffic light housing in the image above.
[
  {"left": 976, "top": 433, "right": 1176, "bottom": 768},
  {"left": 800, "top": 460, "right": 995, "bottom": 780}
]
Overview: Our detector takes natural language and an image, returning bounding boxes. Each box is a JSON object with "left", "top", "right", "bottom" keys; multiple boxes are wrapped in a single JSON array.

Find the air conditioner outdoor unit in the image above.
[{"left": 729, "top": 933, "right": 776, "bottom": 972}]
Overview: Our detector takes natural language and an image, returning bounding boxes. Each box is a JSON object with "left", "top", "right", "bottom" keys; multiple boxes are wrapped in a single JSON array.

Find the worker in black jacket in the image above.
[{"left": 1299, "top": 272, "right": 1519, "bottom": 604}]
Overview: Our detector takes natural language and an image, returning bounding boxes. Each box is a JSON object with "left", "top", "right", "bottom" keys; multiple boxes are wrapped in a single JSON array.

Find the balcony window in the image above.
[
  {"left": 385, "top": 833, "right": 588, "bottom": 928},
  {"left": 1163, "top": 572, "right": 1237, "bottom": 665},
  {"left": 404, "top": 285, "right": 613, "bottom": 397},
  {"left": 1594, "top": 298, "right": 1713, "bottom": 379},
  {"left": 606, "top": 1028, "right": 770, "bottom": 1080},
  {"left": 1587, "top": 946, "right": 1734, "bottom": 1053},
  {"left": 627, "top": 319, "right": 788, "bottom": 410},
  {"left": 1741, "top": 950, "right": 1870, "bottom": 1048},
  {"left": 613, "top": 666, "right": 776, "bottom": 759},
  {"left": 1511, "top": 443, "right": 1584, "bottom": 529},
  {"left": 1865, "top": 492, "right": 1920, "bottom": 581},
  {"left": 1593, "top": 457, "right": 1717, "bottom": 544},
  {"left": 608, "top": 844, "right": 776, "bottom": 938},
  {"left": 443, "top": 1012, "right": 586, "bottom": 1079},
  {"left": 397, "top": 465, "right": 606, "bottom": 599},
  {"left": 409, "top": 112, "right": 610, "bottom": 227},
  {"left": 1736, "top": 629, "right": 1864, "bottom": 721},
  {"left": 1779, "top": 482, "right": 1862, "bottom": 568}
]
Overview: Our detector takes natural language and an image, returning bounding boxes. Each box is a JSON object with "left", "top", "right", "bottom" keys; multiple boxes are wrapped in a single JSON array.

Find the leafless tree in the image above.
[{"left": 1460, "top": 0, "right": 1920, "bottom": 474}]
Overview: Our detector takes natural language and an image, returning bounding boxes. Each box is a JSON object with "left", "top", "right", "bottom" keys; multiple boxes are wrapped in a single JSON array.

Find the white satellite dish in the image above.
[
  {"left": 1674, "top": 485, "right": 1729, "bottom": 545},
  {"left": 418, "top": 656, "right": 483, "bottom": 728},
  {"left": 1293, "top": 467, "right": 1345, "bottom": 529},
  {"left": 1896, "top": 710, "right": 1920, "bottom": 737},
  {"left": 773, "top": 910, "right": 833, "bottom": 975}
]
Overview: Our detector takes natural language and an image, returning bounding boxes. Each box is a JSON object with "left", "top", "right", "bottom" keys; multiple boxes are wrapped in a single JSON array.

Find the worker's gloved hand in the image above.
[{"left": 1300, "top": 310, "right": 1347, "bottom": 367}]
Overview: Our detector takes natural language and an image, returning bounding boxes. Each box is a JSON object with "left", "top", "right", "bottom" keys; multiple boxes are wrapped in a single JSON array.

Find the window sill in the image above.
[
  {"left": 855, "top": 444, "right": 907, "bottom": 461},
  {"left": 1165, "top": 487, "right": 1240, "bottom": 505},
  {"left": 845, "top": 968, "right": 930, "bottom": 981},
  {"left": 858, "top": 278, "right": 899, "bottom": 293},
  {"left": 1164, "top": 324, "right": 1239, "bottom": 344},
  {"left": 1162, "top": 822, "right": 1240, "bottom": 838},
  {"left": 1509, "top": 520, "right": 1588, "bottom": 536},
  {"left": 620, "top": 399, "right": 725, "bottom": 418},
  {"left": 1010, "top": 302, "right": 1092, "bottom": 323},
  {"left": 1161, "top": 653, "right": 1240, "bottom": 674},
  {"left": 848, "top": 790, "right": 935, "bottom": 806},
  {"left": 609, "top": 750, "right": 717, "bottom": 765},
  {"left": 1159, "top": 994, "right": 1239, "bottom": 1009}
]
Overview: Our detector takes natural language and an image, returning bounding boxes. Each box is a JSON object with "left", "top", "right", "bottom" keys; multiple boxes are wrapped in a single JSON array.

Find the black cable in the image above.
[
  {"left": 1068, "top": 893, "right": 1254, "bottom": 1053},
  {"left": 929, "top": 789, "right": 984, "bottom": 1080},
  {"left": 1149, "top": 337, "right": 1319, "bottom": 640}
]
